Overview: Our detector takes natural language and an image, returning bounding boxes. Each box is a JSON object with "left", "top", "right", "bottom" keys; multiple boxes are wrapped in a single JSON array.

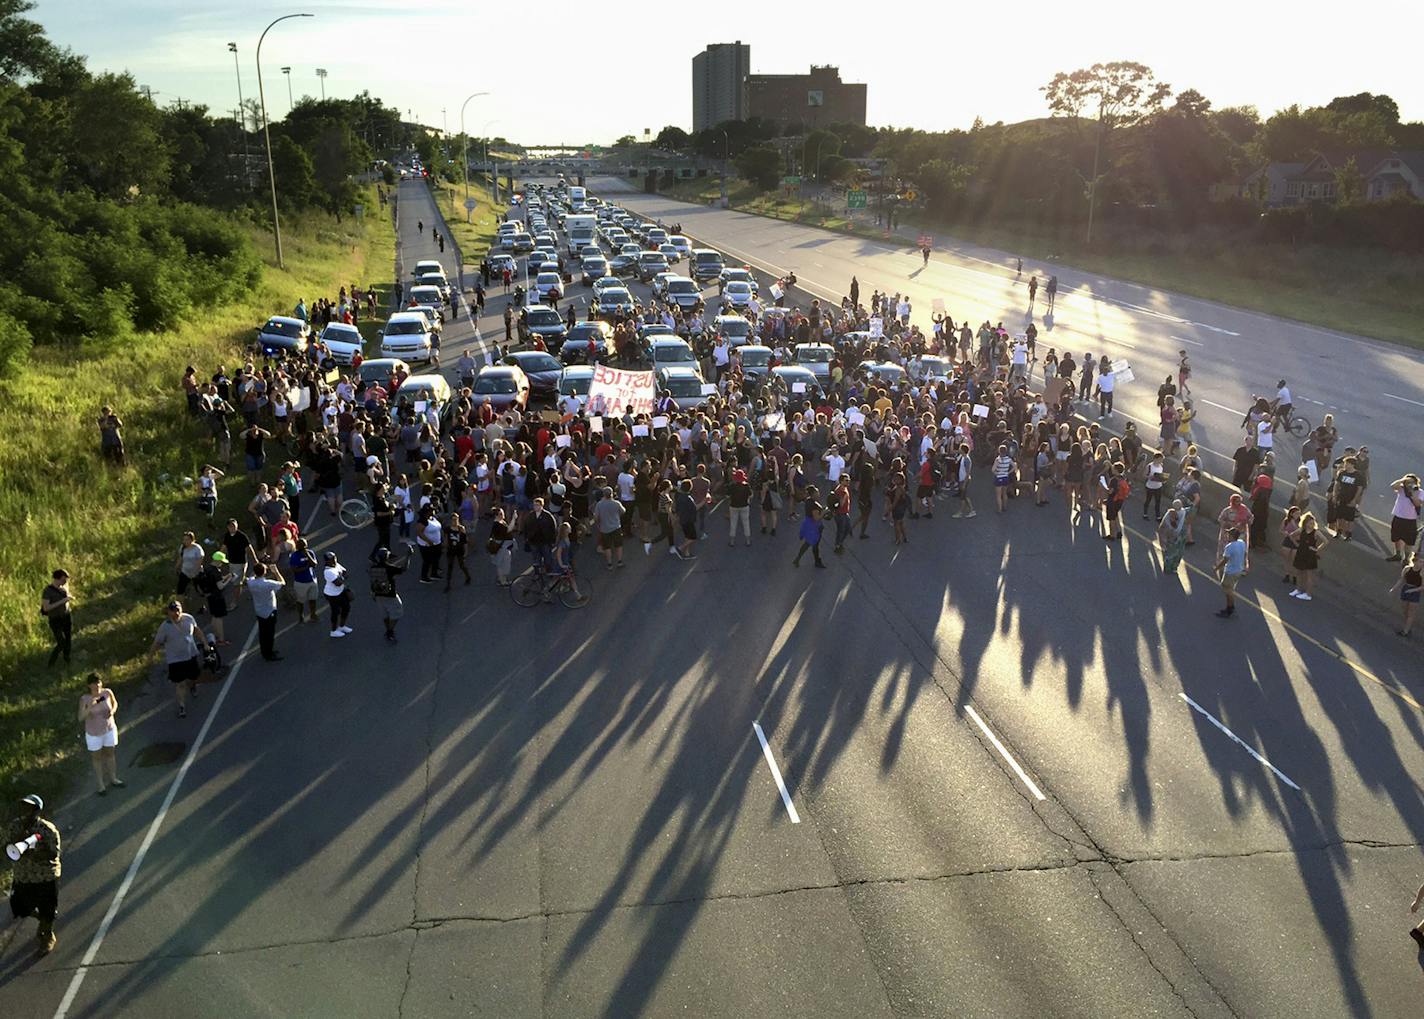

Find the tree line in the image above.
[
  {"left": 0, "top": 0, "right": 412, "bottom": 377},
  {"left": 649, "top": 63, "right": 1423, "bottom": 250}
]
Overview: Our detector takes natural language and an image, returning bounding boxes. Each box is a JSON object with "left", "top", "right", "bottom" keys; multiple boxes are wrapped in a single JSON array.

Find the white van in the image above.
[
  {"left": 564, "top": 213, "right": 597, "bottom": 256},
  {"left": 379, "top": 311, "right": 435, "bottom": 364}
]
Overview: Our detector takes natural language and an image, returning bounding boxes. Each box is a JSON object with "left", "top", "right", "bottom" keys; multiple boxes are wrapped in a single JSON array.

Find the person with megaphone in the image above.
[{"left": 5, "top": 794, "right": 61, "bottom": 955}]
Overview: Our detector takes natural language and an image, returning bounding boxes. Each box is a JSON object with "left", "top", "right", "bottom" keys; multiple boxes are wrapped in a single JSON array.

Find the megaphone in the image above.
[{"left": 6, "top": 833, "right": 41, "bottom": 861}]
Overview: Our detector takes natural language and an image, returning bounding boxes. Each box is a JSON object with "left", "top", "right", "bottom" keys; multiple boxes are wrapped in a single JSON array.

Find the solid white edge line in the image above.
[
  {"left": 963, "top": 705, "right": 1046, "bottom": 801},
  {"left": 53, "top": 623, "right": 260, "bottom": 1019},
  {"left": 1168, "top": 335, "right": 1206, "bottom": 347},
  {"left": 751, "top": 721, "right": 801, "bottom": 823},
  {"left": 1178, "top": 693, "right": 1301, "bottom": 792},
  {"left": 1383, "top": 393, "right": 1424, "bottom": 408}
]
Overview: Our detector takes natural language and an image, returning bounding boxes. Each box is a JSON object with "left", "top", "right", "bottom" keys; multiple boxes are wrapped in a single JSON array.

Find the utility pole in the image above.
[
  {"left": 258, "top": 13, "right": 315, "bottom": 268},
  {"left": 228, "top": 43, "right": 251, "bottom": 186},
  {"left": 315, "top": 67, "right": 327, "bottom": 100},
  {"left": 281, "top": 66, "right": 293, "bottom": 111}
]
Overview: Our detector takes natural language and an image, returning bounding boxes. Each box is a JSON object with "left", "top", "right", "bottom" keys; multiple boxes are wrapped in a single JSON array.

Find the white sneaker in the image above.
[
  {"left": 669, "top": 547, "right": 678, "bottom": 556},
  {"left": 1289, "top": 590, "right": 1303, "bottom": 598},
  {"left": 644, "top": 542, "right": 652, "bottom": 555},
  {"left": 340, "top": 625, "right": 353, "bottom": 634},
  {"left": 330, "top": 629, "right": 345, "bottom": 638},
  {"left": 965, "top": 511, "right": 977, "bottom": 518},
  {"left": 1296, "top": 592, "right": 1312, "bottom": 601}
]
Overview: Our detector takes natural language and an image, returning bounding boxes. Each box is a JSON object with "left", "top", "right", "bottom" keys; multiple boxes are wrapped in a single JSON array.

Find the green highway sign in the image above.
[
  {"left": 847, "top": 189, "right": 867, "bottom": 209},
  {"left": 782, "top": 175, "right": 802, "bottom": 185}
]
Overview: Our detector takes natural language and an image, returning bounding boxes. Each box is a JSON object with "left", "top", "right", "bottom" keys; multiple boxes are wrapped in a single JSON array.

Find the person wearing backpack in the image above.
[
  {"left": 1101, "top": 463, "right": 1130, "bottom": 540},
  {"left": 369, "top": 546, "right": 408, "bottom": 643}
]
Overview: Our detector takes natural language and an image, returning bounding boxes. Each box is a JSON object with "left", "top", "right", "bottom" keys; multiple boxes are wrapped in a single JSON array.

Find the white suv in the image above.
[{"left": 379, "top": 311, "right": 435, "bottom": 364}]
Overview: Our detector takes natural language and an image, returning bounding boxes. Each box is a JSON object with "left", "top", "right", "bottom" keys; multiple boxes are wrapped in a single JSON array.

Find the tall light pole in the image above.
[
  {"left": 228, "top": 43, "right": 251, "bottom": 186},
  {"left": 257, "top": 13, "right": 314, "bottom": 269},
  {"left": 280, "top": 66, "right": 293, "bottom": 111},
  {"left": 315, "top": 67, "right": 326, "bottom": 100},
  {"left": 458, "top": 91, "right": 490, "bottom": 220}
]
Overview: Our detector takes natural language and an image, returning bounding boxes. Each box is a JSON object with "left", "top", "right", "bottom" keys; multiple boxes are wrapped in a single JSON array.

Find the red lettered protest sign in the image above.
[{"left": 587, "top": 365, "right": 655, "bottom": 417}]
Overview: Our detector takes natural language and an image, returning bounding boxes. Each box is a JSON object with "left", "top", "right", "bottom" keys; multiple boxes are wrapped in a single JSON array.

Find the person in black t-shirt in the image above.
[{"left": 40, "top": 569, "right": 73, "bottom": 667}]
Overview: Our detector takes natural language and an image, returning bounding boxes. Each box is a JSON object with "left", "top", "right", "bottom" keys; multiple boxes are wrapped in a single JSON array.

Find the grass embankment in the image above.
[
  {"left": 651, "top": 174, "right": 1424, "bottom": 349},
  {"left": 0, "top": 185, "right": 395, "bottom": 810},
  {"left": 430, "top": 176, "right": 502, "bottom": 266}
]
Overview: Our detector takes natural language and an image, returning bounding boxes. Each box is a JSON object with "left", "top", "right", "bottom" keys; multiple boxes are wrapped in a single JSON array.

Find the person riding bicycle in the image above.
[{"left": 1270, "top": 379, "right": 1293, "bottom": 429}]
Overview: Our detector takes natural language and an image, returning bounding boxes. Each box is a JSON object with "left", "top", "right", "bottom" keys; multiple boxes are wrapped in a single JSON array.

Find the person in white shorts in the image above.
[{"left": 78, "top": 673, "right": 124, "bottom": 795}]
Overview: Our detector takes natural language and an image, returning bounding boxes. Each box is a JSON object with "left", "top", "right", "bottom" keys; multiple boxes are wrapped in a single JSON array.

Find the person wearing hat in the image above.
[
  {"left": 726, "top": 468, "right": 752, "bottom": 547},
  {"left": 6, "top": 793, "right": 62, "bottom": 954},
  {"left": 40, "top": 568, "right": 74, "bottom": 668},
  {"left": 152, "top": 600, "right": 209, "bottom": 718},
  {"left": 322, "top": 551, "right": 353, "bottom": 638},
  {"left": 195, "top": 551, "right": 234, "bottom": 646}
]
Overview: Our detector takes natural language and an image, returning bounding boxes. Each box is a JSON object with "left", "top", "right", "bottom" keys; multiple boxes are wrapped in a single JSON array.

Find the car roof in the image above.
[
  {"left": 362, "top": 358, "right": 407, "bottom": 369},
  {"left": 398, "top": 373, "right": 449, "bottom": 393},
  {"left": 322, "top": 322, "right": 359, "bottom": 333},
  {"left": 651, "top": 336, "right": 689, "bottom": 345},
  {"left": 796, "top": 343, "right": 833, "bottom": 350},
  {"left": 267, "top": 315, "right": 304, "bottom": 326},
  {"left": 479, "top": 365, "right": 523, "bottom": 377},
  {"left": 561, "top": 365, "right": 595, "bottom": 378},
  {"left": 387, "top": 311, "right": 428, "bottom": 324},
  {"left": 659, "top": 365, "right": 701, "bottom": 378},
  {"left": 536, "top": 272, "right": 560, "bottom": 281}
]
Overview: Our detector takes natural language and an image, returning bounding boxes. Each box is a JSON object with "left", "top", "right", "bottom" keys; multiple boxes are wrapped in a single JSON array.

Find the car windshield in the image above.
[
  {"left": 695, "top": 252, "right": 722, "bottom": 264},
  {"left": 727, "top": 283, "right": 750, "bottom": 293},
  {"left": 536, "top": 274, "right": 560, "bottom": 285},
  {"left": 561, "top": 376, "right": 591, "bottom": 395},
  {"left": 526, "top": 309, "right": 561, "bottom": 326},
  {"left": 518, "top": 354, "right": 560, "bottom": 372},
  {"left": 798, "top": 348, "right": 832, "bottom": 363},
  {"left": 666, "top": 377, "right": 702, "bottom": 397},
  {"left": 604, "top": 291, "right": 631, "bottom": 304},
  {"left": 473, "top": 376, "right": 517, "bottom": 394},
  {"left": 655, "top": 343, "right": 694, "bottom": 363},
  {"left": 264, "top": 320, "right": 302, "bottom": 337},
  {"left": 741, "top": 350, "right": 770, "bottom": 366},
  {"left": 718, "top": 319, "right": 750, "bottom": 336},
  {"left": 386, "top": 320, "right": 425, "bottom": 335},
  {"left": 668, "top": 281, "right": 697, "bottom": 294},
  {"left": 569, "top": 325, "right": 607, "bottom": 341},
  {"left": 640, "top": 254, "right": 667, "bottom": 265},
  {"left": 584, "top": 258, "right": 606, "bottom": 267}
]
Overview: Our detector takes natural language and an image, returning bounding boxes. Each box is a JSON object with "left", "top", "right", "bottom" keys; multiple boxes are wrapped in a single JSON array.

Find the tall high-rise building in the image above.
[
  {"left": 692, "top": 42, "right": 750, "bottom": 132},
  {"left": 746, "top": 65, "right": 867, "bottom": 130}
]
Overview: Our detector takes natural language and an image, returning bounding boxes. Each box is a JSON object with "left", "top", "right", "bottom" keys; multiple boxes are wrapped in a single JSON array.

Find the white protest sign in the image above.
[
  {"left": 770, "top": 283, "right": 784, "bottom": 300},
  {"left": 863, "top": 437, "right": 878, "bottom": 458},
  {"left": 1305, "top": 460, "right": 1319, "bottom": 484},
  {"left": 846, "top": 408, "right": 865, "bottom": 426},
  {"left": 555, "top": 434, "right": 572, "bottom": 448},
  {"left": 652, "top": 415, "right": 669, "bottom": 429},
  {"left": 289, "top": 387, "right": 310, "bottom": 413},
  {"left": 763, "top": 412, "right": 785, "bottom": 432},
  {"left": 701, "top": 383, "right": 717, "bottom": 396},
  {"left": 972, "top": 404, "right": 989, "bottom": 419},
  {"left": 791, "top": 382, "right": 806, "bottom": 393},
  {"left": 931, "top": 298, "right": 946, "bottom": 314},
  {"left": 589, "top": 416, "right": 603, "bottom": 433},
  {"left": 414, "top": 400, "right": 428, "bottom": 413},
  {"left": 587, "top": 364, "right": 656, "bottom": 417},
  {"left": 632, "top": 424, "right": 650, "bottom": 437},
  {"left": 1109, "top": 359, "right": 1135, "bottom": 385},
  {"left": 869, "top": 316, "right": 883, "bottom": 338}
]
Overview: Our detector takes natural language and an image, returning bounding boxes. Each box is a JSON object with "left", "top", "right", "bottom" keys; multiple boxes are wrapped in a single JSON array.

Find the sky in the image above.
[{"left": 33, "top": 0, "right": 1423, "bottom": 142}]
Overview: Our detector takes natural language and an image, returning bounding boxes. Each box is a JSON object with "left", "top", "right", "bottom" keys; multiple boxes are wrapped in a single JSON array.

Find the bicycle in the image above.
[
  {"left": 1271, "top": 402, "right": 1311, "bottom": 439},
  {"left": 510, "top": 557, "right": 591, "bottom": 609},
  {"left": 339, "top": 491, "right": 373, "bottom": 530}
]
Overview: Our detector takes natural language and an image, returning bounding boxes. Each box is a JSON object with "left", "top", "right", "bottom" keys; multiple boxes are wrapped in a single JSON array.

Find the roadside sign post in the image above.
[
  {"left": 464, "top": 196, "right": 477, "bottom": 222},
  {"left": 847, "top": 189, "right": 866, "bottom": 209}
]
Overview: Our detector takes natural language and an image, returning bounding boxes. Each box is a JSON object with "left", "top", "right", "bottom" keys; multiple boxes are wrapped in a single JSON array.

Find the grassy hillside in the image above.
[
  {"left": 649, "top": 175, "right": 1424, "bottom": 349},
  {"left": 0, "top": 186, "right": 396, "bottom": 809}
]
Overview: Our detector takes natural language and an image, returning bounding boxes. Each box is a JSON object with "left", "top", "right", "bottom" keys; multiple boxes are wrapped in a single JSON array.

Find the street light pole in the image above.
[
  {"left": 228, "top": 43, "right": 251, "bottom": 188},
  {"left": 315, "top": 67, "right": 326, "bottom": 100},
  {"left": 720, "top": 128, "right": 730, "bottom": 205},
  {"left": 458, "top": 91, "right": 490, "bottom": 221},
  {"left": 280, "top": 66, "right": 293, "bottom": 111},
  {"left": 257, "top": 13, "right": 314, "bottom": 269}
]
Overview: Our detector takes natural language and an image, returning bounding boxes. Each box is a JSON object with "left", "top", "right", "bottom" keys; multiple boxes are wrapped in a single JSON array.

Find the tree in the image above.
[
  {"left": 613, "top": 134, "right": 636, "bottom": 148},
  {"left": 1042, "top": 61, "right": 1172, "bottom": 242},
  {"left": 654, "top": 125, "right": 689, "bottom": 151},
  {"left": 736, "top": 144, "right": 782, "bottom": 191},
  {"left": 66, "top": 71, "right": 171, "bottom": 198},
  {"left": 1326, "top": 92, "right": 1400, "bottom": 127},
  {"left": 1333, "top": 156, "right": 1364, "bottom": 205},
  {"left": 801, "top": 129, "right": 841, "bottom": 179},
  {"left": 1212, "top": 106, "right": 1260, "bottom": 146},
  {"left": 0, "top": 0, "right": 58, "bottom": 81},
  {"left": 1172, "top": 88, "right": 1212, "bottom": 118},
  {"left": 915, "top": 158, "right": 970, "bottom": 215}
]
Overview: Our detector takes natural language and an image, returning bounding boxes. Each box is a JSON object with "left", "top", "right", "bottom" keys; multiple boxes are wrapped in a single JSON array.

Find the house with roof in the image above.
[{"left": 1213, "top": 150, "right": 1424, "bottom": 206}]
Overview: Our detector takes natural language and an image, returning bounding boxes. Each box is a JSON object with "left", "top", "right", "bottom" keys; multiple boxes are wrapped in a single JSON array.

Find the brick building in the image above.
[{"left": 745, "top": 65, "right": 867, "bottom": 129}]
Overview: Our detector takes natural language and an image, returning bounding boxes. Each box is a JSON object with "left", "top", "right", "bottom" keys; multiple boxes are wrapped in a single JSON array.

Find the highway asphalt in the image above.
[{"left": 3, "top": 179, "right": 1422, "bottom": 1019}]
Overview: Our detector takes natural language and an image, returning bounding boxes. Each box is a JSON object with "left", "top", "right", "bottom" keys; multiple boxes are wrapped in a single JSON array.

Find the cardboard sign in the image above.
[
  {"left": 846, "top": 409, "right": 865, "bottom": 426},
  {"left": 931, "top": 298, "right": 946, "bottom": 314},
  {"left": 869, "top": 316, "right": 883, "bottom": 338},
  {"left": 539, "top": 409, "right": 563, "bottom": 423},
  {"left": 414, "top": 400, "right": 428, "bottom": 413},
  {"left": 632, "top": 424, "right": 650, "bottom": 437},
  {"left": 589, "top": 416, "right": 604, "bottom": 433},
  {"left": 1305, "top": 460, "right": 1319, "bottom": 484},
  {"left": 972, "top": 404, "right": 990, "bottom": 419},
  {"left": 791, "top": 382, "right": 807, "bottom": 393},
  {"left": 289, "top": 386, "right": 310, "bottom": 414},
  {"left": 652, "top": 415, "right": 669, "bottom": 429},
  {"left": 587, "top": 364, "right": 656, "bottom": 417},
  {"left": 701, "top": 383, "right": 717, "bottom": 396},
  {"left": 863, "top": 437, "right": 878, "bottom": 458},
  {"left": 770, "top": 284, "right": 784, "bottom": 300},
  {"left": 555, "top": 434, "right": 572, "bottom": 448}
]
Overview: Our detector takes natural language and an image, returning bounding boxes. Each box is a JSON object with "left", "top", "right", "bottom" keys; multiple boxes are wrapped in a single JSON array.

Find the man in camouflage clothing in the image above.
[{"left": 5, "top": 794, "right": 61, "bottom": 954}]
